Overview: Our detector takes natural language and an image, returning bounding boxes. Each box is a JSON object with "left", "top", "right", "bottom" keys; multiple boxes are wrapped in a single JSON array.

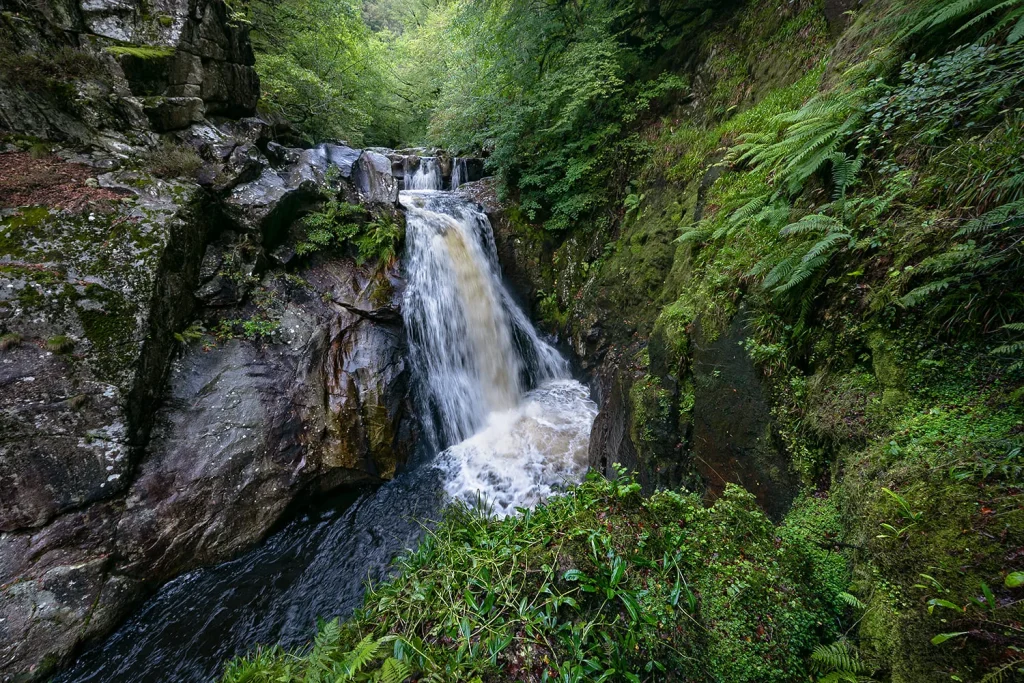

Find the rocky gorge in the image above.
[
  {"left": 0, "top": 0, "right": 492, "bottom": 676},
  {"left": 4, "top": 0, "right": 1024, "bottom": 680},
  {"left": 0, "top": 1, "right": 865, "bottom": 677}
]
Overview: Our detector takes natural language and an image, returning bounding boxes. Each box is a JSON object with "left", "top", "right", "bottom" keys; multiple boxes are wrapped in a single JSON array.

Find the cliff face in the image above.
[
  {"left": 0, "top": 2, "right": 424, "bottom": 678},
  {"left": 0, "top": 0, "right": 258, "bottom": 148}
]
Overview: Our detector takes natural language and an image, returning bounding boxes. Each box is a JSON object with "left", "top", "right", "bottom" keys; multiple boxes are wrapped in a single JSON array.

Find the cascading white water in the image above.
[
  {"left": 451, "top": 158, "right": 465, "bottom": 190},
  {"left": 401, "top": 186, "right": 596, "bottom": 516},
  {"left": 405, "top": 157, "right": 443, "bottom": 190}
]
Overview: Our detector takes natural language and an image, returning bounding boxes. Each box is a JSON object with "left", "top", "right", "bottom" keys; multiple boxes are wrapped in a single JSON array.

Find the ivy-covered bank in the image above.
[{"left": 222, "top": 0, "right": 1024, "bottom": 681}]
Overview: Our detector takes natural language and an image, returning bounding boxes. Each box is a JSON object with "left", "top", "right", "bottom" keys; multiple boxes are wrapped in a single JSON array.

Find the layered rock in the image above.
[
  {"left": 0, "top": 0, "right": 259, "bottom": 148},
  {"left": 0, "top": 138, "right": 411, "bottom": 680}
]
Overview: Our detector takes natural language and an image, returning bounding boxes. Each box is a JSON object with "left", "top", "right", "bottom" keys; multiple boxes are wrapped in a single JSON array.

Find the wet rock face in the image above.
[
  {"left": 115, "top": 259, "right": 415, "bottom": 580},
  {"left": 690, "top": 314, "right": 797, "bottom": 521},
  {"left": 0, "top": 177, "right": 209, "bottom": 532},
  {"left": 0, "top": 139, "right": 415, "bottom": 680},
  {"left": 352, "top": 150, "right": 399, "bottom": 204},
  {"left": 224, "top": 143, "right": 364, "bottom": 244}
]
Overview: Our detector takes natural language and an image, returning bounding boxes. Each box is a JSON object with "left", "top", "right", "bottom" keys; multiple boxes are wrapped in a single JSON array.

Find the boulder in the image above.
[
  {"left": 143, "top": 95, "right": 205, "bottom": 132},
  {"left": 351, "top": 150, "right": 398, "bottom": 204},
  {"left": 225, "top": 145, "right": 362, "bottom": 243}
]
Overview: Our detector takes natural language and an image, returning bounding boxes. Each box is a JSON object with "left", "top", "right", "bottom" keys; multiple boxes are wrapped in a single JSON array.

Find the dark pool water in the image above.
[{"left": 56, "top": 468, "right": 445, "bottom": 683}]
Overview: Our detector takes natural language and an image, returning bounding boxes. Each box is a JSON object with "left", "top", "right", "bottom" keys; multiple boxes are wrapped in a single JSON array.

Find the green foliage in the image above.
[
  {"left": 174, "top": 322, "right": 206, "bottom": 345},
  {"left": 0, "top": 332, "right": 22, "bottom": 351},
  {"left": 413, "top": 0, "right": 710, "bottom": 231},
  {"left": 863, "top": 44, "right": 1024, "bottom": 150},
  {"left": 215, "top": 315, "right": 281, "bottom": 342},
  {"left": 811, "top": 639, "right": 874, "bottom": 682},
  {"left": 224, "top": 473, "right": 848, "bottom": 683},
  {"left": 247, "top": 0, "right": 403, "bottom": 145},
  {"left": 221, "top": 628, "right": 412, "bottom": 682},
  {"left": 296, "top": 198, "right": 401, "bottom": 267},
  {"left": 907, "top": 0, "right": 1024, "bottom": 44},
  {"left": 45, "top": 335, "right": 74, "bottom": 353},
  {"left": 733, "top": 81, "right": 877, "bottom": 196}
]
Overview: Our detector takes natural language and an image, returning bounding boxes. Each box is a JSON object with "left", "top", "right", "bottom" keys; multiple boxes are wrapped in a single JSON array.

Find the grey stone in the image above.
[
  {"left": 352, "top": 150, "right": 398, "bottom": 205},
  {"left": 143, "top": 96, "right": 205, "bottom": 132}
]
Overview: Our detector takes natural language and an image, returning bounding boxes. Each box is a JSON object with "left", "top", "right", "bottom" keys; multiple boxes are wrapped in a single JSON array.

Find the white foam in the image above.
[{"left": 437, "top": 379, "right": 598, "bottom": 517}]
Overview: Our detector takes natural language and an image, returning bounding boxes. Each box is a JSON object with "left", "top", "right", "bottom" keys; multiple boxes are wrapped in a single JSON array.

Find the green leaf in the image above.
[
  {"left": 931, "top": 631, "right": 970, "bottom": 645},
  {"left": 1005, "top": 572, "right": 1024, "bottom": 588},
  {"left": 927, "top": 598, "right": 962, "bottom": 614}
]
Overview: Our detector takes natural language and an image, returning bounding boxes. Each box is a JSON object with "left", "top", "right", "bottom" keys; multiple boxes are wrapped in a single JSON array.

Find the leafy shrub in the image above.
[
  {"left": 223, "top": 472, "right": 847, "bottom": 683},
  {"left": 297, "top": 198, "right": 401, "bottom": 267}
]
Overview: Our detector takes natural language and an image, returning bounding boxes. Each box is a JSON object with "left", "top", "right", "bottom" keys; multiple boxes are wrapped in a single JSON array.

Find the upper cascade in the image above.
[{"left": 405, "top": 157, "right": 444, "bottom": 190}]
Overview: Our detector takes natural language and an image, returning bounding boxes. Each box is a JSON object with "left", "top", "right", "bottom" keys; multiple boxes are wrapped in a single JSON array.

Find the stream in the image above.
[{"left": 57, "top": 162, "right": 597, "bottom": 682}]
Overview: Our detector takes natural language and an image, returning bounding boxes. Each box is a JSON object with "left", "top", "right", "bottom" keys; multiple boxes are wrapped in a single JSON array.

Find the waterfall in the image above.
[
  {"left": 451, "top": 158, "right": 465, "bottom": 190},
  {"left": 405, "top": 157, "right": 443, "bottom": 190},
  {"left": 400, "top": 185, "right": 596, "bottom": 516}
]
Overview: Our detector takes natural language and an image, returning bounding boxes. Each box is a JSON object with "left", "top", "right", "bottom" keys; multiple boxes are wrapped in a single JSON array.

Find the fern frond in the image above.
[
  {"left": 927, "top": 0, "right": 991, "bottom": 30},
  {"left": 899, "top": 278, "right": 958, "bottom": 307},
  {"left": 761, "top": 255, "right": 799, "bottom": 290},
  {"left": 341, "top": 634, "right": 382, "bottom": 677},
  {"left": 838, "top": 591, "right": 867, "bottom": 610},
  {"left": 831, "top": 152, "right": 864, "bottom": 199},
  {"left": 802, "top": 231, "right": 852, "bottom": 263},
  {"left": 780, "top": 214, "right": 846, "bottom": 236},
  {"left": 778, "top": 252, "right": 831, "bottom": 292},
  {"left": 812, "top": 639, "right": 869, "bottom": 674},
  {"left": 992, "top": 340, "right": 1024, "bottom": 355},
  {"left": 1006, "top": 9, "right": 1024, "bottom": 42},
  {"left": 979, "top": 658, "right": 1024, "bottom": 683},
  {"left": 727, "top": 194, "right": 769, "bottom": 226},
  {"left": 375, "top": 657, "right": 412, "bottom": 683}
]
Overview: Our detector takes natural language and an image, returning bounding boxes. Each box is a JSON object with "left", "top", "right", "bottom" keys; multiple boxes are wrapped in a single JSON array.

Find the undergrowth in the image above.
[{"left": 223, "top": 471, "right": 848, "bottom": 683}]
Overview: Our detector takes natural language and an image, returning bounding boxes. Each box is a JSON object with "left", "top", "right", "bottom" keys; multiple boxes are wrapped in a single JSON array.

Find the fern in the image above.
[
  {"left": 899, "top": 196, "right": 1024, "bottom": 327},
  {"left": 374, "top": 657, "right": 411, "bottom": 683},
  {"left": 979, "top": 658, "right": 1024, "bottom": 682},
  {"left": 838, "top": 591, "right": 868, "bottom": 610},
  {"left": 831, "top": 152, "right": 864, "bottom": 200},
  {"left": 733, "top": 86, "right": 874, "bottom": 195},
  {"left": 992, "top": 322, "right": 1024, "bottom": 370},
  {"left": 340, "top": 634, "right": 383, "bottom": 678},
  {"left": 812, "top": 639, "right": 871, "bottom": 677},
  {"left": 907, "top": 0, "right": 1024, "bottom": 44}
]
